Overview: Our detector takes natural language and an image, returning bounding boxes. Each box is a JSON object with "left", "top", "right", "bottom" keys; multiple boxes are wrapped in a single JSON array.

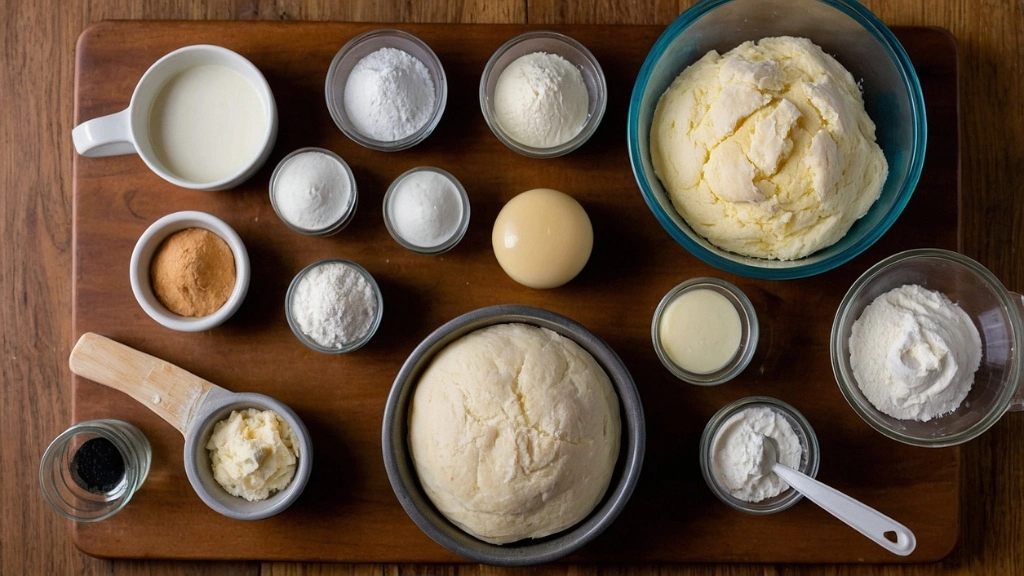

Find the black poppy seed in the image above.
[{"left": 70, "top": 437, "right": 126, "bottom": 494}]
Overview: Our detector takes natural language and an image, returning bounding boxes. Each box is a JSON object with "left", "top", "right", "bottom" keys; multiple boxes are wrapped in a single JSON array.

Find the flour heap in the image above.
[
  {"left": 290, "top": 261, "right": 378, "bottom": 349},
  {"left": 710, "top": 405, "right": 803, "bottom": 502},
  {"left": 344, "top": 47, "right": 436, "bottom": 142},
  {"left": 493, "top": 52, "right": 589, "bottom": 148},
  {"left": 849, "top": 283, "right": 982, "bottom": 421}
]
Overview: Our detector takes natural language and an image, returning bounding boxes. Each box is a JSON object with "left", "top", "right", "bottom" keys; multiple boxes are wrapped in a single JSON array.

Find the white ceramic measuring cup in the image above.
[
  {"left": 68, "top": 332, "right": 312, "bottom": 520},
  {"left": 72, "top": 44, "right": 278, "bottom": 191},
  {"left": 760, "top": 435, "right": 916, "bottom": 556}
]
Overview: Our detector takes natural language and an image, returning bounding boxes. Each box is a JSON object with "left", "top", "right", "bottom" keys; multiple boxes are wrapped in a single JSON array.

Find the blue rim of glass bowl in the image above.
[{"left": 627, "top": 0, "right": 928, "bottom": 280}]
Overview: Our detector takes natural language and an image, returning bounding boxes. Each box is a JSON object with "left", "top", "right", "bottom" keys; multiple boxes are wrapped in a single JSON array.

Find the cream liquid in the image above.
[
  {"left": 659, "top": 288, "right": 742, "bottom": 374},
  {"left": 149, "top": 64, "right": 267, "bottom": 183}
]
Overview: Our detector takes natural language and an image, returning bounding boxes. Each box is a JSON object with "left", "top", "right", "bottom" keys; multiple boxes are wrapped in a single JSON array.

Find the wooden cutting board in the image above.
[{"left": 71, "top": 21, "right": 961, "bottom": 563}]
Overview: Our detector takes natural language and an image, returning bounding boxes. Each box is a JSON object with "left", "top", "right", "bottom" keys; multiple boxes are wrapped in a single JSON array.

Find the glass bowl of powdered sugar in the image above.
[
  {"left": 269, "top": 147, "right": 357, "bottom": 236},
  {"left": 325, "top": 29, "right": 447, "bottom": 152},
  {"left": 480, "top": 31, "right": 607, "bottom": 159},
  {"left": 699, "top": 396, "right": 820, "bottom": 515},
  {"left": 383, "top": 166, "right": 470, "bottom": 255},
  {"left": 285, "top": 258, "right": 383, "bottom": 354},
  {"left": 832, "top": 248, "right": 1024, "bottom": 447}
]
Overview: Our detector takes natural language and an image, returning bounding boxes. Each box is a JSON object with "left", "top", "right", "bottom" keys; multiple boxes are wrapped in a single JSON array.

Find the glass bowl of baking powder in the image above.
[
  {"left": 383, "top": 166, "right": 470, "bottom": 255},
  {"left": 700, "top": 396, "right": 820, "bottom": 515},
  {"left": 269, "top": 147, "right": 358, "bottom": 236},
  {"left": 832, "top": 248, "right": 1024, "bottom": 447},
  {"left": 285, "top": 258, "right": 383, "bottom": 354},
  {"left": 480, "top": 30, "right": 607, "bottom": 159},
  {"left": 325, "top": 29, "right": 447, "bottom": 152}
]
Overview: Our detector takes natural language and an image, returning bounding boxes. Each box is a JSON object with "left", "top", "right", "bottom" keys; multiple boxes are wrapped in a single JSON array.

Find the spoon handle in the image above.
[
  {"left": 69, "top": 332, "right": 214, "bottom": 436},
  {"left": 772, "top": 464, "right": 916, "bottom": 556}
]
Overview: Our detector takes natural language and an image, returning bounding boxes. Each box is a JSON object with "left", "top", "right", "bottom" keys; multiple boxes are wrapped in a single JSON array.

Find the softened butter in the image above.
[
  {"left": 206, "top": 408, "right": 300, "bottom": 502},
  {"left": 650, "top": 36, "right": 888, "bottom": 260}
]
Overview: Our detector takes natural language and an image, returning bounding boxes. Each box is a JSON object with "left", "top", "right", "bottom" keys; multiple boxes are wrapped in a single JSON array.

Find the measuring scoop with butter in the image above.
[{"left": 68, "top": 332, "right": 312, "bottom": 520}]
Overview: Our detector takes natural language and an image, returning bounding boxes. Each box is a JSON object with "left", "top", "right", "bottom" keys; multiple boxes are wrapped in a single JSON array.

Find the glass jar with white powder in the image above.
[
  {"left": 285, "top": 259, "right": 383, "bottom": 353},
  {"left": 383, "top": 167, "right": 470, "bottom": 255},
  {"left": 269, "top": 147, "right": 357, "bottom": 236},
  {"left": 480, "top": 31, "right": 607, "bottom": 158},
  {"left": 325, "top": 29, "right": 447, "bottom": 152},
  {"left": 699, "top": 396, "right": 819, "bottom": 515}
]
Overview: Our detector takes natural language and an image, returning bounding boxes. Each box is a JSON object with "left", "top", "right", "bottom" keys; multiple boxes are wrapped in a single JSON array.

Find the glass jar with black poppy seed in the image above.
[{"left": 39, "top": 419, "right": 151, "bottom": 522}]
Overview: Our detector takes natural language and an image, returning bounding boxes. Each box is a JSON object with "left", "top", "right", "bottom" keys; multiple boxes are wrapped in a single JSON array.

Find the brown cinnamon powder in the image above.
[{"left": 150, "top": 227, "right": 236, "bottom": 317}]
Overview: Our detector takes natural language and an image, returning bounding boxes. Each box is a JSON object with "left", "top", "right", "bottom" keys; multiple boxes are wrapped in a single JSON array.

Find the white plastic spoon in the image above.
[{"left": 760, "top": 435, "right": 917, "bottom": 556}]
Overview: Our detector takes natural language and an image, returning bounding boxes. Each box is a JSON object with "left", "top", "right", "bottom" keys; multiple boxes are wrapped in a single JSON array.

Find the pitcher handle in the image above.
[
  {"left": 72, "top": 109, "right": 136, "bottom": 157},
  {"left": 1011, "top": 292, "right": 1024, "bottom": 411}
]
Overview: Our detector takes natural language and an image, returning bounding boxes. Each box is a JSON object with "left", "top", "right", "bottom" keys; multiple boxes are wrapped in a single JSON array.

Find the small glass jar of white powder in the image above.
[
  {"left": 325, "top": 29, "right": 447, "bottom": 152},
  {"left": 480, "top": 31, "right": 607, "bottom": 158},
  {"left": 269, "top": 148, "right": 357, "bottom": 236},
  {"left": 285, "top": 259, "right": 383, "bottom": 353},
  {"left": 383, "top": 167, "right": 470, "bottom": 254},
  {"left": 699, "top": 396, "right": 819, "bottom": 515}
]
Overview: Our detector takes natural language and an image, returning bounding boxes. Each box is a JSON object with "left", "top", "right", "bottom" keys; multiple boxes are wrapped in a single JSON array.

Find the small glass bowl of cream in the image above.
[
  {"left": 285, "top": 259, "right": 383, "bottom": 354},
  {"left": 325, "top": 29, "right": 447, "bottom": 152},
  {"left": 651, "top": 277, "right": 758, "bottom": 385},
  {"left": 480, "top": 31, "right": 607, "bottom": 158},
  {"left": 269, "top": 147, "right": 358, "bottom": 237},
  {"left": 699, "top": 396, "right": 820, "bottom": 515},
  {"left": 383, "top": 166, "right": 471, "bottom": 255}
]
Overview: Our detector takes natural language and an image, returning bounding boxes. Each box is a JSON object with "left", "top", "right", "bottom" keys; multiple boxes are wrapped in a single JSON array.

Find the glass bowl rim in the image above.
[
  {"left": 829, "top": 247, "right": 1024, "bottom": 447},
  {"left": 699, "top": 395, "right": 821, "bottom": 514},
  {"left": 479, "top": 30, "right": 608, "bottom": 159},
  {"left": 626, "top": 0, "right": 928, "bottom": 279}
]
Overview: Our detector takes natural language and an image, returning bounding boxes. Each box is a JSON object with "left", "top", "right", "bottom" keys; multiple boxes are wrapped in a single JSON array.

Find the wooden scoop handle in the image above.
[{"left": 69, "top": 332, "right": 214, "bottom": 436}]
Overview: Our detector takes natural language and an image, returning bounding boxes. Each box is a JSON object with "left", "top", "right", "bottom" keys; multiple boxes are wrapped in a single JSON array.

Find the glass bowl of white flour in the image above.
[
  {"left": 699, "top": 396, "right": 820, "bottom": 515},
  {"left": 832, "top": 248, "right": 1024, "bottom": 447},
  {"left": 325, "top": 29, "right": 447, "bottom": 152},
  {"left": 285, "top": 259, "right": 383, "bottom": 353},
  {"left": 479, "top": 31, "right": 607, "bottom": 159}
]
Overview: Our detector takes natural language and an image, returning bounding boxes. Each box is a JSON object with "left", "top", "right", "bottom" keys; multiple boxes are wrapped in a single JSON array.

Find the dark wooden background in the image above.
[{"left": 3, "top": 1, "right": 1022, "bottom": 575}]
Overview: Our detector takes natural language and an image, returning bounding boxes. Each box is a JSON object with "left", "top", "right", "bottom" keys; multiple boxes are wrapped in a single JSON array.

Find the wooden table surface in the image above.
[{"left": 3, "top": 1, "right": 1022, "bottom": 575}]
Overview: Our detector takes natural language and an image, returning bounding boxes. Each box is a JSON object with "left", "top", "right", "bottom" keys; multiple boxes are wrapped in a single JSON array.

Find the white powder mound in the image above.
[
  {"left": 650, "top": 36, "right": 888, "bottom": 260},
  {"left": 849, "top": 284, "right": 982, "bottom": 421},
  {"left": 388, "top": 170, "right": 463, "bottom": 248},
  {"left": 273, "top": 150, "right": 352, "bottom": 231},
  {"left": 408, "top": 323, "right": 621, "bottom": 544},
  {"left": 493, "top": 52, "right": 589, "bottom": 148},
  {"left": 290, "top": 261, "right": 377, "bottom": 348},
  {"left": 710, "top": 406, "right": 802, "bottom": 502},
  {"left": 343, "top": 47, "right": 435, "bottom": 142}
]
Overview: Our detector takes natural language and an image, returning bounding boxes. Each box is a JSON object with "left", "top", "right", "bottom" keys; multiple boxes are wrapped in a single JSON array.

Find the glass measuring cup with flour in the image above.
[
  {"left": 72, "top": 44, "right": 277, "bottom": 190},
  {"left": 832, "top": 248, "right": 1024, "bottom": 447}
]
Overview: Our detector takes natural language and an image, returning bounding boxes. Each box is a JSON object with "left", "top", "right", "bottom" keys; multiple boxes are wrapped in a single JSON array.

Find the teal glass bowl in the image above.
[{"left": 627, "top": 0, "right": 927, "bottom": 279}]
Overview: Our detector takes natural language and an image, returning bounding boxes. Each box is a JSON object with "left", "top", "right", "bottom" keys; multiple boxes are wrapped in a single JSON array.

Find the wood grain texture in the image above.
[
  {"left": 2, "top": 2, "right": 1022, "bottom": 576},
  {"left": 70, "top": 20, "right": 958, "bottom": 565}
]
